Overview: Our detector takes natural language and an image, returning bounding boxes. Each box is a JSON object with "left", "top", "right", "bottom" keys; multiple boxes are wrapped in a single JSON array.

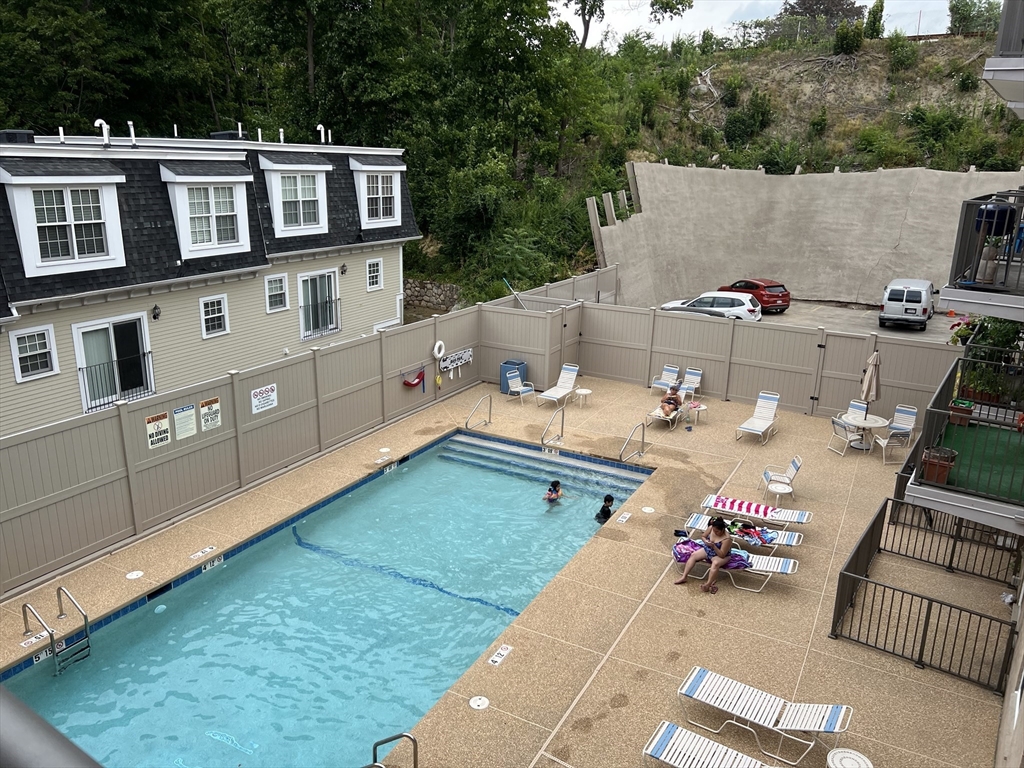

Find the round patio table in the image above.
[
  {"left": 839, "top": 412, "right": 890, "bottom": 451},
  {"left": 827, "top": 747, "right": 874, "bottom": 768}
]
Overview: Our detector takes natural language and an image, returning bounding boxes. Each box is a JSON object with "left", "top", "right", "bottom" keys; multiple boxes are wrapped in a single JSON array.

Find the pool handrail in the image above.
[
  {"left": 370, "top": 732, "right": 418, "bottom": 767},
  {"left": 465, "top": 394, "right": 492, "bottom": 430},
  {"left": 541, "top": 405, "right": 565, "bottom": 446},
  {"left": 619, "top": 422, "right": 647, "bottom": 462}
]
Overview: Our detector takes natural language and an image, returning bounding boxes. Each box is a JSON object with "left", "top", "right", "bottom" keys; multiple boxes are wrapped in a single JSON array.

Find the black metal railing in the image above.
[
  {"left": 299, "top": 299, "right": 340, "bottom": 340},
  {"left": 947, "top": 190, "right": 1024, "bottom": 297},
  {"left": 78, "top": 352, "right": 153, "bottom": 412},
  {"left": 913, "top": 356, "right": 1024, "bottom": 505},
  {"left": 831, "top": 498, "right": 1018, "bottom": 693}
]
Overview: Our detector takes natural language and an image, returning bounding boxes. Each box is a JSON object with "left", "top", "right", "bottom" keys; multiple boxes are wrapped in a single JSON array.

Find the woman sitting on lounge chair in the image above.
[
  {"left": 660, "top": 385, "right": 683, "bottom": 417},
  {"left": 675, "top": 517, "right": 732, "bottom": 593}
]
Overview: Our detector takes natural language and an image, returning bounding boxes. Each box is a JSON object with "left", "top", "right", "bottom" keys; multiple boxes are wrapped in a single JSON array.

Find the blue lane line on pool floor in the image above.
[{"left": 292, "top": 527, "right": 520, "bottom": 617}]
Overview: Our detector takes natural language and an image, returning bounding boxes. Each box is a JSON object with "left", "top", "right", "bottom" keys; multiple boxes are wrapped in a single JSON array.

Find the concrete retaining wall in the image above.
[{"left": 600, "top": 164, "right": 1024, "bottom": 309}]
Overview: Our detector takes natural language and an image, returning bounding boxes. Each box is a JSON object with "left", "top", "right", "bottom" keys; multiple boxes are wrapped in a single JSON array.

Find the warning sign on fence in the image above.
[{"left": 146, "top": 412, "right": 170, "bottom": 449}]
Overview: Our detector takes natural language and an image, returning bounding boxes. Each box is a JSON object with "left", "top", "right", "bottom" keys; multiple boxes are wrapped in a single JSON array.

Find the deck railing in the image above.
[
  {"left": 831, "top": 497, "right": 1018, "bottom": 693},
  {"left": 947, "top": 190, "right": 1024, "bottom": 297},
  {"left": 78, "top": 352, "right": 154, "bottom": 412}
]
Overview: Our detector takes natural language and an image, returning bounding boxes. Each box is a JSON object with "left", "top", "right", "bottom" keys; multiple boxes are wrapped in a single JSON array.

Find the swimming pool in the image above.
[{"left": 4, "top": 434, "right": 648, "bottom": 767}]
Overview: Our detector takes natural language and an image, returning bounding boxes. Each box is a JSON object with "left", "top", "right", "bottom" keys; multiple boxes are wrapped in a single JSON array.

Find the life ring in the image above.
[
  {"left": 432, "top": 340, "right": 445, "bottom": 360},
  {"left": 403, "top": 370, "right": 425, "bottom": 388}
]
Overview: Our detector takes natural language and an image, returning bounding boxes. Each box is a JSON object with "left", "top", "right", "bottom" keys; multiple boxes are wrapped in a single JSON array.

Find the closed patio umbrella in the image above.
[{"left": 861, "top": 350, "right": 881, "bottom": 413}]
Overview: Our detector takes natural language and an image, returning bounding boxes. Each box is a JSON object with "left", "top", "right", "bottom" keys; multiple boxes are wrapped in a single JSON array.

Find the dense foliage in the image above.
[{"left": 1, "top": 0, "right": 1019, "bottom": 301}]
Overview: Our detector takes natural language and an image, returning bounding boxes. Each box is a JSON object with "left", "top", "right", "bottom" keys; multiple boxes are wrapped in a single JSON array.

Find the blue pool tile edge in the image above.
[{"left": 1, "top": 428, "right": 648, "bottom": 680}]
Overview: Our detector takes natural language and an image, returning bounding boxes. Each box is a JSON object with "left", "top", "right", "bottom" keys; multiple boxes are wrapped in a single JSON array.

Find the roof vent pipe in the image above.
[
  {"left": 327, "top": 129, "right": 332, "bottom": 144},
  {"left": 93, "top": 119, "right": 110, "bottom": 147},
  {"left": 257, "top": 128, "right": 263, "bottom": 142},
  {"left": 317, "top": 124, "right": 325, "bottom": 144},
  {"left": 128, "top": 121, "right": 137, "bottom": 147},
  {"left": 58, "top": 127, "right": 65, "bottom": 144},
  {"left": 174, "top": 124, "right": 178, "bottom": 137},
  {"left": 237, "top": 121, "right": 243, "bottom": 139},
  {"left": 279, "top": 128, "right": 284, "bottom": 144}
]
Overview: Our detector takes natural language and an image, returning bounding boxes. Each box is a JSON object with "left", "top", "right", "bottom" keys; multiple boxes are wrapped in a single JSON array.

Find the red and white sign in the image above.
[{"left": 251, "top": 384, "right": 278, "bottom": 414}]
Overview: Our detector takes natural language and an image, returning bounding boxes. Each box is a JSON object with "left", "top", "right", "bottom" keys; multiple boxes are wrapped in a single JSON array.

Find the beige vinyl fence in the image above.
[{"left": 1, "top": 266, "right": 962, "bottom": 597}]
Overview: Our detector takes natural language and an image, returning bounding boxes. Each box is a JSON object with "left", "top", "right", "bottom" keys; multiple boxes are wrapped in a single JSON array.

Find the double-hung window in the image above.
[
  {"left": 299, "top": 270, "right": 339, "bottom": 340},
  {"left": 265, "top": 274, "right": 289, "bottom": 313},
  {"left": 349, "top": 156, "right": 405, "bottom": 230},
  {"left": 259, "top": 155, "right": 331, "bottom": 238},
  {"left": 188, "top": 186, "right": 238, "bottom": 246},
  {"left": 160, "top": 163, "right": 252, "bottom": 260},
  {"left": 200, "top": 294, "right": 230, "bottom": 339},
  {"left": 281, "top": 174, "right": 319, "bottom": 227},
  {"left": 9, "top": 325, "right": 60, "bottom": 383},
  {"left": 366, "top": 258, "right": 382, "bottom": 291},
  {"left": 0, "top": 162, "right": 126, "bottom": 277}
]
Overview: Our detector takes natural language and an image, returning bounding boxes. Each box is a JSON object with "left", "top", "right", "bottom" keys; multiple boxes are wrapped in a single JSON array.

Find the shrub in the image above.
[
  {"left": 887, "top": 31, "right": 918, "bottom": 74},
  {"left": 721, "top": 74, "right": 743, "bottom": 108},
  {"left": 699, "top": 29, "right": 715, "bottom": 56},
  {"left": 833, "top": 19, "right": 864, "bottom": 55},
  {"left": 865, "top": 0, "right": 884, "bottom": 39},
  {"left": 746, "top": 89, "right": 773, "bottom": 132},
  {"left": 809, "top": 106, "right": 828, "bottom": 138},
  {"left": 723, "top": 111, "right": 754, "bottom": 144}
]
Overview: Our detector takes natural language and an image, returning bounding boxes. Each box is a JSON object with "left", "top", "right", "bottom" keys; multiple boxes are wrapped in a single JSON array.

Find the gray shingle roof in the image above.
[
  {"left": 257, "top": 151, "right": 333, "bottom": 167},
  {"left": 160, "top": 160, "right": 252, "bottom": 177},
  {"left": 349, "top": 154, "right": 406, "bottom": 167},
  {"left": 0, "top": 157, "right": 124, "bottom": 177}
]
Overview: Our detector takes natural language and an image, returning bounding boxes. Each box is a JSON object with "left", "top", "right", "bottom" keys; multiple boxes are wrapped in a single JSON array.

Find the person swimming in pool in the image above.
[
  {"left": 543, "top": 480, "right": 563, "bottom": 502},
  {"left": 595, "top": 494, "right": 614, "bottom": 524}
]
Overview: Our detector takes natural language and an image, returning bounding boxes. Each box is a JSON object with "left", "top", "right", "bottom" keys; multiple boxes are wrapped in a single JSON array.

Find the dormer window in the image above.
[
  {"left": 259, "top": 153, "right": 331, "bottom": 239},
  {"left": 161, "top": 162, "right": 252, "bottom": 260},
  {"left": 349, "top": 155, "right": 405, "bottom": 230},
  {"left": 1, "top": 158, "right": 127, "bottom": 277}
]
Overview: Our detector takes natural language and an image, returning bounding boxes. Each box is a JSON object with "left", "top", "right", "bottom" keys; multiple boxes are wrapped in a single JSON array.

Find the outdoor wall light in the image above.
[
  {"left": 340, "top": 263, "right": 348, "bottom": 276},
  {"left": 152, "top": 305, "right": 162, "bottom": 321}
]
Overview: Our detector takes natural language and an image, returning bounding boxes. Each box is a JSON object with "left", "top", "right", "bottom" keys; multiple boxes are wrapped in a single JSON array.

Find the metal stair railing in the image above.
[
  {"left": 55, "top": 587, "right": 91, "bottom": 674},
  {"left": 21, "top": 603, "right": 58, "bottom": 674},
  {"left": 619, "top": 422, "right": 647, "bottom": 462},
  {"left": 359, "top": 732, "right": 418, "bottom": 768},
  {"left": 541, "top": 405, "right": 566, "bottom": 446},
  {"left": 465, "top": 394, "right": 492, "bottom": 430}
]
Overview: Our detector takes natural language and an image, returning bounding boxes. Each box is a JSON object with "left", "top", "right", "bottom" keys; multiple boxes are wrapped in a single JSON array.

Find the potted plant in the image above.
[
  {"left": 949, "top": 398, "right": 974, "bottom": 426},
  {"left": 921, "top": 446, "right": 958, "bottom": 485},
  {"left": 963, "top": 365, "right": 1002, "bottom": 404}
]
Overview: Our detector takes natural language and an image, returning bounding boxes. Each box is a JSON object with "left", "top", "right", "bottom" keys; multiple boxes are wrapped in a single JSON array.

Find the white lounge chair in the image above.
[
  {"left": 735, "top": 391, "right": 779, "bottom": 445},
  {"left": 652, "top": 363, "right": 680, "bottom": 394},
  {"left": 675, "top": 538, "right": 798, "bottom": 593},
  {"left": 757, "top": 455, "right": 802, "bottom": 499},
  {"left": 701, "top": 494, "right": 813, "bottom": 526},
  {"left": 680, "top": 367, "right": 703, "bottom": 400},
  {"left": 643, "top": 720, "right": 767, "bottom": 768},
  {"left": 678, "top": 667, "right": 853, "bottom": 766},
  {"left": 648, "top": 404, "right": 684, "bottom": 430},
  {"left": 504, "top": 370, "right": 535, "bottom": 405},
  {"left": 536, "top": 363, "right": 580, "bottom": 407},
  {"left": 889, "top": 404, "right": 918, "bottom": 434},
  {"left": 684, "top": 513, "right": 803, "bottom": 554},
  {"left": 827, "top": 417, "right": 859, "bottom": 456}
]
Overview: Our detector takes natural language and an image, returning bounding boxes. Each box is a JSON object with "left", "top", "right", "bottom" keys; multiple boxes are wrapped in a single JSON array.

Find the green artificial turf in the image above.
[{"left": 939, "top": 422, "right": 1024, "bottom": 503}]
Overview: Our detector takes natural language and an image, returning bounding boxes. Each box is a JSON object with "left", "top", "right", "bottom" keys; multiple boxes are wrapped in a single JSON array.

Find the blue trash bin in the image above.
[{"left": 499, "top": 360, "right": 527, "bottom": 394}]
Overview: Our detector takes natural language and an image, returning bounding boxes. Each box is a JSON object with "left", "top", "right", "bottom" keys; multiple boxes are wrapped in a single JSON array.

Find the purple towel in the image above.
[{"left": 672, "top": 539, "right": 751, "bottom": 570}]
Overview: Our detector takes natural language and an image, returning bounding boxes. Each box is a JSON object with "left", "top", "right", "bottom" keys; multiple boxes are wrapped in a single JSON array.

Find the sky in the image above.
[{"left": 554, "top": 0, "right": 953, "bottom": 48}]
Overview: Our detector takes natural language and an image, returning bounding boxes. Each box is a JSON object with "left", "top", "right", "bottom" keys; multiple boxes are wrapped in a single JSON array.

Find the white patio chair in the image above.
[
  {"left": 678, "top": 667, "right": 853, "bottom": 766},
  {"left": 680, "top": 367, "right": 703, "bottom": 400},
  {"left": 846, "top": 399, "right": 868, "bottom": 418},
  {"left": 757, "top": 455, "right": 802, "bottom": 498},
  {"left": 827, "top": 417, "right": 859, "bottom": 456},
  {"left": 504, "top": 370, "right": 535, "bottom": 405},
  {"left": 651, "top": 363, "right": 680, "bottom": 394},
  {"left": 643, "top": 720, "right": 768, "bottom": 768},
  {"left": 889, "top": 404, "right": 918, "bottom": 434},
  {"left": 735, "top": 391, "right": 779, "bottom": 445},
  {"left": 536, "top": 363, "right": 579, "bottom": 407},
  {"left": 872, "top": 429, "right": 911, "bottom": 465}
]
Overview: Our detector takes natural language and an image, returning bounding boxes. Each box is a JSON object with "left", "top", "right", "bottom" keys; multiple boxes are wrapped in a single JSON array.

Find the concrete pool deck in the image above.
[{"left": 0, "top": 377, "right": 1006, "bottom": 767}]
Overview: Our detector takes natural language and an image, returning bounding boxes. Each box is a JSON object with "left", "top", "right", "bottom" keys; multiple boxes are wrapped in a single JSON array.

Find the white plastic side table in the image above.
[
  {"left": 766, "top": 481, "right": 793, "bottom": 506},
  {"left": 688, "top": 403, "right": 708, "bottom": 424},
  {"left": 575, "top": 388, "right": 592, "bottom": 408},
  {"left": 827, "top": 748, "right": 873, "bottom": 768}
]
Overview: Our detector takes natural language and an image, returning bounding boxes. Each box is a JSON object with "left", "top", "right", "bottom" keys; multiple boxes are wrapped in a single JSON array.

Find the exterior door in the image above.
[{"left": 79, "top": 318, "right": 149, "bottom": 409}]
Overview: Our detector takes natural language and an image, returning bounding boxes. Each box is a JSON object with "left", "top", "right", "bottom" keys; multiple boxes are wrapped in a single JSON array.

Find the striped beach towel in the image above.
[{"left": 702, "top": 494, "right": 813, "bottom": 525}]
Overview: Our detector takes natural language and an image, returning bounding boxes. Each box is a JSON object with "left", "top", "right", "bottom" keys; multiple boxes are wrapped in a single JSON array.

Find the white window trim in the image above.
[
  {"left": 265, "top": 273, "right": 290, "bottom": 314},
  {"left": 259, "top": 155, "right": 331, "bottom": 239},
  {"left": 8, "top": 323, "right": 60, "bottom": 383},
  {"left": 161, "top": 167, "right": 252, "bottom": 260},
  {"left": 296, "top": 267, "right": 340, "bottom": 340},
  {"left": 2, "top": 174, "right": 127, "bottom": 277},
  {"left": 200, "top": 294, "right": 231, "bottom": 339},
  {"left": 70, "top": 311, "right": 154, "bottom": 413},
  {"left": 366, "top": 258, "right": 383, "bottom": 292},
  {"left": 352, "top": 171, "right": 402, "bottom": 230}
]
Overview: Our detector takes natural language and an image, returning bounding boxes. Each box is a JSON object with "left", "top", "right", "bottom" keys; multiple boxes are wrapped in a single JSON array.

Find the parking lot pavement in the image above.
[{"left": 760, "top": 300, "right": 955, "bottom": 344}]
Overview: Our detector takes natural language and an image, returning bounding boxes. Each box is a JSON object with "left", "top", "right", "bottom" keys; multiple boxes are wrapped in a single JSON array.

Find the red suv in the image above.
[{"left": 717, "top": 279, "right": 790, "bottom": 313}]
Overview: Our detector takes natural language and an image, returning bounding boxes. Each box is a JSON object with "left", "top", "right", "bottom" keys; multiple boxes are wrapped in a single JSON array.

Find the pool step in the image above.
[{"left": 448, "top": 435, "right": 648, "bottom": 483}]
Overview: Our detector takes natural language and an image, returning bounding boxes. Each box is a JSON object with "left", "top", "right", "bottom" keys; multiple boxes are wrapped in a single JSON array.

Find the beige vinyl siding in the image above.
[{"left": 0, "top": 246, "right": 404, "bottom": 437}]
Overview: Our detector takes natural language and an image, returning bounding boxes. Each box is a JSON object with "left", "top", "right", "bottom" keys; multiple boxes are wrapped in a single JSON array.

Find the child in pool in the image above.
[
  {"left": 543, "top": 480, "right": 563, "bottom": 502},
  {"left": 595, "top": 494, "right": 614, "bottom": 524}
]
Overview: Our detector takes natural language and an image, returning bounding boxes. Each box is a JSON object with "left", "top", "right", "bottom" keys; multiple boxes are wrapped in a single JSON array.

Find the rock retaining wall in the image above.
[{"left": 404, "top": 278, "right": 461, "bottom": 311}]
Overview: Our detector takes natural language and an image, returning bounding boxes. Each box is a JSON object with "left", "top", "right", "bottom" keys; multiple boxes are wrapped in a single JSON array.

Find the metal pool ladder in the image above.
[
  {"left": 619, "top": 422, "right": 647, "bottom": 462},
  {"left": 465, "top": 394, "right": 492, "bottom": 430},
  {"left": 541, "top": 405, "right": 566, "bottom": 446},
  {"left": 21, "top": 587, "right": 91, "bottom": 675},
  {"left": 360, "top": 732, "right": 418, "bottom": 768}
]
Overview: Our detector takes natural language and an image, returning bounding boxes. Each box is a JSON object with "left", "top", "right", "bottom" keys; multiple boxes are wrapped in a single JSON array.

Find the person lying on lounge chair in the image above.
[
  {"left": 674, "top": 517, "right": 732, "bottom": 593},
  {"left": 660, "top": 385, "right": 683, "bottom": 417}
]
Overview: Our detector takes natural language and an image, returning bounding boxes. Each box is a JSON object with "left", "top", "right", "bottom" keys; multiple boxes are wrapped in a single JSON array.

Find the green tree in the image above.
[
  {"left": 948, "top": 0, "right": 1002, "bottom": 34},
  {"left": 887, "top": 30, "right": 918, "bottom": 74},
  {"left": 779, "top": 0, "right": 864, "bottom": 30},
  {"left": 564, "top": 0, "right": 693, "bottom": 49},
  {"left": 865, "top": 0, "right": 884, "bottom": 38}
]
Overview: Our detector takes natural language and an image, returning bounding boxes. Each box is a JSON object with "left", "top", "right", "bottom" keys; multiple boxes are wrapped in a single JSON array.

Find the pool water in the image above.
[{"left": 5, "top": 437, "right": 645, "bottom": 768}]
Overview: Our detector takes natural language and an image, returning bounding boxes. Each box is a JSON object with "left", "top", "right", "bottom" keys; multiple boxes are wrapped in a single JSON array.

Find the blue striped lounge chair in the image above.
[
  {"left": 684, "top": 513, "right": 803, "bottom": 556},
  {"left": 643, "top": 720, "right": 767, "bottom": 768},
  {"left": 679, "top": 667, "right": 853, "bottom": 766},
  {"left": 652, "top": 363, "right": 681, "bottom": 394},
  {"left": 537, "top": 363, "right": 580, "bottom": 407},
  {"left": 674, "top": 537, "right": 798, "bottom": 593},
  {"left": 735, "top": 391, "right": 779, "bottom": 445},
  {"left": 701, "top": 494, "right": 813, "bottom": 528}
]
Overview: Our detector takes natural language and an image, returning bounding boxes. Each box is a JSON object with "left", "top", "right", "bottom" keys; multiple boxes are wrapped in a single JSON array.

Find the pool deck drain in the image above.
[{"left": 0, "top": 378, "right": 1005, "bottom": 768}]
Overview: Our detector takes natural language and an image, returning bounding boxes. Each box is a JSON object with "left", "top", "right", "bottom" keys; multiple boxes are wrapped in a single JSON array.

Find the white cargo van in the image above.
[{"left": 878, "top": 279, "right": 937, "bottom": 329}]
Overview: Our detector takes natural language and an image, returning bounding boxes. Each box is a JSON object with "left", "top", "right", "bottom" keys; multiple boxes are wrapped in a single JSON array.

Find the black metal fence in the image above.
[
  {"left": 299, "top": 299, "right": 341, "bottom": 340},
  {"left": 78, "top": 352, "right": 153, "bottom": 412},
  {"left": 948, "top": 189, "right": 1023, "bottom": 296},
  {"left": 831, "top": 497, "right": 1018, "bottom": 693}
]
